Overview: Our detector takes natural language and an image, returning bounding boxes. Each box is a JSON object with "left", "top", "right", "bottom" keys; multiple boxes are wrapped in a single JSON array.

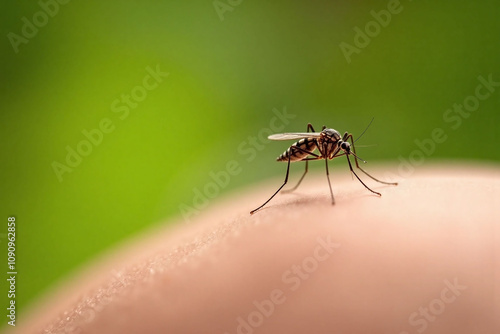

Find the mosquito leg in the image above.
[
  {"left": 345, "top": 154, "right": 381, "bottom": 196},
  {"left": 280, "top": 146, "right": 319, "bottom": 192},
  {"left": 325, "top": 158, "right": 335, "bottom": 205},
  {"left": 345, "top": 133, "right": 398, "bottom": 186},
  {"left": 282, "top": 160, "right": 308, "bottom": 193},
  {"left": 250, "top": 155, "right": 292, "bottom": 214},
  {"left": 283, "top": 123, "right": 316, "bottom": 193}
]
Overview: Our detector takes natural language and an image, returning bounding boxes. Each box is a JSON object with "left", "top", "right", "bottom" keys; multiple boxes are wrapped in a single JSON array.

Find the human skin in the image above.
[{"left": 9, "top": 164, "right": 500, "bottom": 334}]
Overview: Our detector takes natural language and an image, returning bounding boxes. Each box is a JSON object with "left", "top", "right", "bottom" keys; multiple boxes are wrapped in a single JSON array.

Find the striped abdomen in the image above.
[{"left": 277, "top": 138, "right": 318, "bottom": 162}]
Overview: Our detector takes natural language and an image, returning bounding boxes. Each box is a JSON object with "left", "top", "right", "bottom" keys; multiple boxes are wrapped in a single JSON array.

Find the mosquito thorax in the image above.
[{"left": 321, "top": 128, "right": 341, "bottom": 142}]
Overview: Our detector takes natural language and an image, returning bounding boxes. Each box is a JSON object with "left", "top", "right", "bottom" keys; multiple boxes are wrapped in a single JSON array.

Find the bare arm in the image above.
[{"left": 11, "top": 164, "right": 500, "bottom": 334}]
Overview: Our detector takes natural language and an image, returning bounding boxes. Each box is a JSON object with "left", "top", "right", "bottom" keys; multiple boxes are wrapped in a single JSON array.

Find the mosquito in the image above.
[{"left": 250, "top": 122, "right": 397, "bottom": 214}]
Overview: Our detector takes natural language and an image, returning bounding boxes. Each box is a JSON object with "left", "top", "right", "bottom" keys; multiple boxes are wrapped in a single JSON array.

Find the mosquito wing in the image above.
[{"left": 268, "top": 132, "right": 322, "bottom": 141}]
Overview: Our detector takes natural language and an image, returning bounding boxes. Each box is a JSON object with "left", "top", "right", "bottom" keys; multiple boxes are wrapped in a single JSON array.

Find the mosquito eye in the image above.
[{"left": 341, "top": 142, "right": 348, "bottom": 150}]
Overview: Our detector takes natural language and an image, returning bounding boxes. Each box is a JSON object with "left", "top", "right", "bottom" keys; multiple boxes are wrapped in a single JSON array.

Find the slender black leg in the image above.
[
  {"left": 325, "top": 158, "right": 335, "bottom": 205},
  {"left": 250, "top": 155, "right": 292, "bottom": 214},
  {"left": 283, "top": 123, "right": 317, "bottom": 193},
  {"left": 282, "top": 160, "right": 308, "bottom": 193},
  {"left": 345, "top": 154, "right": 381, "bottom": 196},
  {"left": 345, "top": 133, "right": 398, "bottom": 186}
]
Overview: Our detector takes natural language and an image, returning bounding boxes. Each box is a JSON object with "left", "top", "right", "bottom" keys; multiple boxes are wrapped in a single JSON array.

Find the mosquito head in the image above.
[
  {"left": 340, "top": 140, "right": 367, "bottom": 163},
  {"left": 340, "top": 141, "right": 350, "bottom": 152}
]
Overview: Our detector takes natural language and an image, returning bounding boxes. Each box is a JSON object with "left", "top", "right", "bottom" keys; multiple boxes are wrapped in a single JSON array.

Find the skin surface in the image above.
[{"left": 8, "top": 163, "right": 500, "bottom": 334}]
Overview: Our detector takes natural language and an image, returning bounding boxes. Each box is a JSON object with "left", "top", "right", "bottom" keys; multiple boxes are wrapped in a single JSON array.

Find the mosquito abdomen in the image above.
[{"left": 277, "top": 138, "right": 317, "bottom": 162}]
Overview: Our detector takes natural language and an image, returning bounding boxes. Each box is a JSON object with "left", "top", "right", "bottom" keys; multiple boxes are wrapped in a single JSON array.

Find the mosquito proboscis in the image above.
[{"left": 250, "top": 122, "right": 397, "bottom": 214}]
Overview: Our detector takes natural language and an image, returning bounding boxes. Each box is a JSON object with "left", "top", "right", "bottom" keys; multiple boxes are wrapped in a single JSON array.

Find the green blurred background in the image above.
[{"left": 1, "top": 0, "right": 499, "bottom": 326}]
